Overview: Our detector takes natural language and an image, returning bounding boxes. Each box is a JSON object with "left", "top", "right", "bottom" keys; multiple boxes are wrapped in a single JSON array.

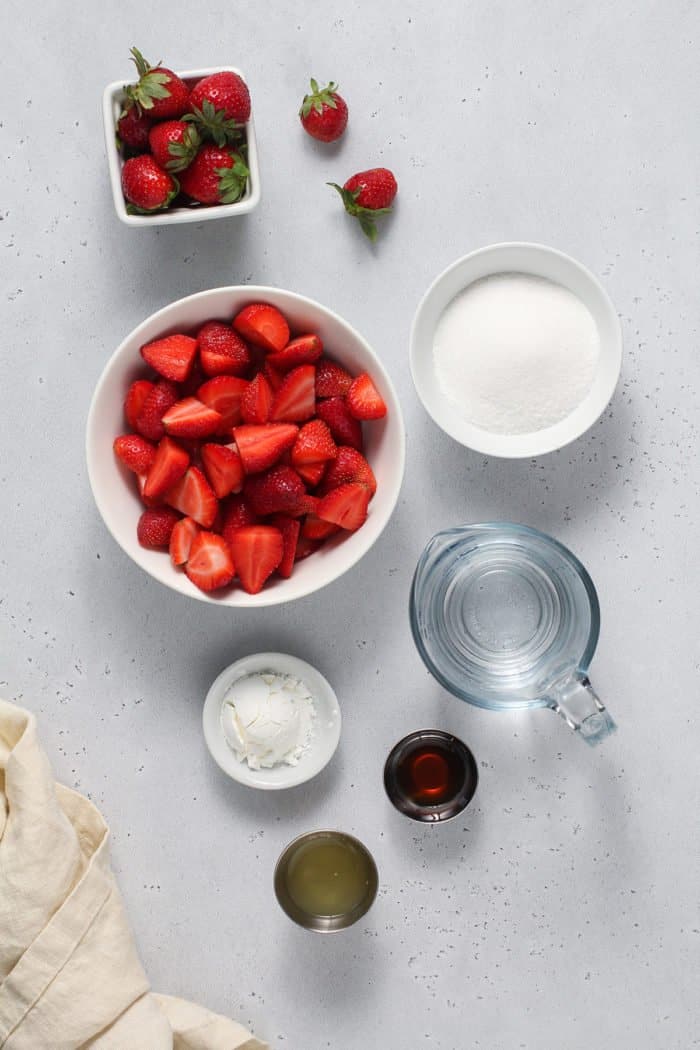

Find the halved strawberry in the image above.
[
  {"left": 221, "top": 494, "right": 258, "bottom": 546},
  {"left": 241, "top": 373, "right": 273, "bottom": 424},
  {"left": 124, "top": 379, "right": 154, "bottom": 428},
  {"left": 271, "top": 515, "right": 300, "bottom": 578},
  {"left": 233, "top": 303, "right": 290, "bottom": 352},
  {"left": 185, "top": 532, "right": 235, "bottom": 592},
  {"left": 347, "top": 372, "right": 387, "bottom": 420},
  {"left": 244, "top": 465, "right": 309, "bottom": 517},
  {"left": 315, "top": 357, "right": 353, "bottom": 398},
  {"left": 114, "top": 434, "right": 157, "bottom": 475},
  {"left": 267, "top": 334, "right": 323, "bottom": 371},
  {"left": 198, "top": 320, "right": 250, "bottom": 377},
  {"left": 197, "top": 375, "right": 248, "bottom": 433},
  {"left": 201, "top": 443, "right": 244, "bottom": 499},
  {"left": 143, "top": 435, "right": 190, "bottom": 500},
  {"left": 295, "top": 534, "right": 321, "bottom": 561},
  {"left": 169, "top": 516, "right": 200, "bottom": 566},
  {"left": 233, "top": 423, "right": 299, "bottom": 474},
  {"left": 135, "top": 379, "right": 179, "bottom": 442},
  {"left": 137, "top": 507, "right": 180, "bottom": 549},
  {"left": 137, "top": 473, "right": 164, "bottom": 508},
  {"left": 316, "top": 482, "right": 371, "bottom": 531},
  {"left": 165, "top": 466, "right": 218, "bottom": 527},
  {"left": 291, "top": 419, "right": 337, "bottom": 478},
  {"left": 270, "top": 365, "right": 316, "bottom": 422},
  {"left": 162, "top": 397, "right": 222, "bottom": 439},
  {"left": 228, "top": 525, "right": 284, "bottom": 594},
  {"left": 319, "top": 446, "right": 377, "bottom": 496},
  {"left": 315, "top": 397, "right": 363, "bottom": 450},
  {"left": 140, "top": 333, "right": 197, "bottom": 382},
  {"left": 295, "top": 461, "right": 326, "bottom": 487},
  {"left": 302, "top": 514, "right": 341, "bottom": 540}
]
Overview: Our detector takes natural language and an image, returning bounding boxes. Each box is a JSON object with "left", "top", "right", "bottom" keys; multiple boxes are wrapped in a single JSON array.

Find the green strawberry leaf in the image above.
[
  {"left": 327, "top": 182, "right": 391, "bottom": 241},
  {"left": 185, "top": 99, "right": 245, "bottom": 147},
  {"left": 215, "top": 158, "right": 249, "bottom": 204},
  {"left": 165, "top": 125, "right": 201, "bottom": 172},
  {"left": 300, "top": 79, "right": 341, "bottom": 118}
]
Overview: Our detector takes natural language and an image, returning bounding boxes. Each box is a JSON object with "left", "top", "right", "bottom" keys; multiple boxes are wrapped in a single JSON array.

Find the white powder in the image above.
[{"left": 433, "top": 273, "right": 600, "bottom": 435}]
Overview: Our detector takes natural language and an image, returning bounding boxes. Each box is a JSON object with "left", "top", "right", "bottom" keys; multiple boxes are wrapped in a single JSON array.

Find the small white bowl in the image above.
[
  {"left": 202, "top": 653, "right": 341, "bottom": 790},
  {"left": 410, "top": 242, "right": 622, "bottom": 458},
  {"left": 102, "top": 65, "right": 261, "bottom": 226}
]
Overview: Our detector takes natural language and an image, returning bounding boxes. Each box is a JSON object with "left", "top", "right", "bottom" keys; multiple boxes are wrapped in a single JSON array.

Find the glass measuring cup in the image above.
[{"left": 410, "top": 523, "right": 616, "bottom": 745}]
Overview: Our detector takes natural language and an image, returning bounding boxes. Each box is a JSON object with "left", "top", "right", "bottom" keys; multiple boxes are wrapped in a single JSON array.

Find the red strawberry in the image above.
[
  {"left": 315, "top": 358, "right": 353, "bottom": 398},
  {"left": 126, "top": 47, "right": 190, "bottom": 119},
  {"left": 137, "top": 507, "right": 180, "bottom": 549},
  {"left": 233, "top": 303, "right": 290, "bottom": 352},
  {"left": 189, "top": 71, "right": 251, "bottom": 138},
  {"left": 165, "top": 466, "right": 218, "bottom": 527},
  {"left": 292, "top": 419, "right": 337, "bottom": 472},
  {"left": 169, "top": 516, "right": 200, "bottom": 565},
  {"left": 141, "top": 333, "right": 197, "bottom": 382},
  {"left": 241, "top": 373, "right": 273, "bottom": 424},
  {"left": 299, "top": 79, "right": 348, "bottom": 143},
  {"left": 137, "top": 474, "right": 163, "bottom": 508},
  {"left": 221, "top": 494, "right": 258, "bottom": 546},
  {"left": 162, "top": 397, "right": 222, "bottom": 439},
  {"left": 271, "top": 515, "right": 300, "bottom": 578},
  {"left": 302, "top": 514, "right": 340, "bottom": 540},
  {"left": 201, "top": 443, "right": 244, "bottom": 499},
  {"left": 197, "top": 320, "right": 250, "bottom": 376},
  {"left": 270, "top": 365, "right": 316, "bottom": 422},
  {"left": 121, "top": 155, "right": 178, "bottom": 213},
  {"left": 113, "top": 434, "right": 157, "bottom": 474},
  {"left": 264, "top": 358, "right": 285, "bottom": 391},
  {"left": 143, "top": 435, "right": 190, "bottom": 499},
  {"left": 316, "top": 397, "right": 363, "bottom": 450},
  {"left": 295, "top": 534, "right": 321, "bottom": 561},
  {"left": 244, "top": 465, "right": 309, "bottom": 517},
  {"left": 148, "top": 120, "right": 200, "bottom": 172},
  {"left": 197, "top": 375, "right": 248, "bottom": 432},
  {"left": 179, "top": 145, "right": 249, "bottom": 205},
  {"left": 185, "top": 531, "right": 235, "bottom": 592},
  {"left": 320, "top": 446, "right": 376, "bottom": 496},
  {"left": 347, "top": 372, "right": 387, "bottom": 420},
  {"left": 329, "top": 167, "right": 397, "bottom": 241},
  {"left": 228, "top": 526, "right": 284, "bottom": 594},
  {"left": 180, "top": 357, "right": 207, "bottom": 397},
  {"left": 267, "top": 334, "right": 323, "bottom": 371},
  {"left": 124, "top": 379, "right": 155, "bottom": 428},
  {"left": 135, "top": 379, "right": 179, "bottom": 441},
  {"left": 117, "top": 104, "right": 152, "bottom": 151},
  {"left": 316, "top": 482, "right": 371, "bottom": 531},
  {"left": 233, "top": 423, "right": 299, "bottom": 474}
]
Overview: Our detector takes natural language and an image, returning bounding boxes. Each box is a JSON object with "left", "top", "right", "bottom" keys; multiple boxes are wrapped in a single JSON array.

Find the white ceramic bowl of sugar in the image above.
[{"left": 410, "top": 242, "right": 622, "bottom": 458}]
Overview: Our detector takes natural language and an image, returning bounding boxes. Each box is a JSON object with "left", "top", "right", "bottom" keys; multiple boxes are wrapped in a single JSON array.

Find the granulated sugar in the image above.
[{"left": 433, "top": 273, "right": 600, "bottom": 435}]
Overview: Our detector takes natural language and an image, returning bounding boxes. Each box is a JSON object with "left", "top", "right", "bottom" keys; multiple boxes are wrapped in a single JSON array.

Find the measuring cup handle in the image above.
[{"left": 551, "top": 673, "right": 617, "bottom": 746}]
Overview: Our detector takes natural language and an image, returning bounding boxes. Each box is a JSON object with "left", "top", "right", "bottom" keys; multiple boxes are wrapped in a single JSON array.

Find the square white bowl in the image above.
[{"left": 102, "top": 65, "right": 261, "bottom": 227}]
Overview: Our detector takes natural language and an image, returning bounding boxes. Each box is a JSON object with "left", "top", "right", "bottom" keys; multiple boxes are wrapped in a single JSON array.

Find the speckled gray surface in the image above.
[{"left": 2, "top": 2, "right": 699, "bottom": 1047}]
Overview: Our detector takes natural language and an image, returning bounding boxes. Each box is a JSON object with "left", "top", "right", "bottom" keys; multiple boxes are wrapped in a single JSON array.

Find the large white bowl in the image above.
[
  {"left": 410, "top": 242, "right": 622, "bottom": 458},
  {"left": 86, "top": 286, "right": 405, "bottom": 607}
]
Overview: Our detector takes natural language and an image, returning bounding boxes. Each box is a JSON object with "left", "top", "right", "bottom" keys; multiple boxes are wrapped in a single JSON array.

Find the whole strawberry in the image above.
[
  {"left": 126, "top": 47, "right": 190, "bottom": 119},
  {"left": 117, "top": 103, "right": 152, "bottom": 152},
  {"left": 299, "top": 79, "right": 348, "bottom": 142},
  {"left": 329, "top": 168, "right": 397, "bottom": 242},
  {"left": 188, "top": 71, "right": 250, "bottom": 146},
  {"left": 179, "top": 145, "right": 249, "bottom": 205},
  {"left": 121, "top": 155, "right": 178, "bottom": 213},
  {"left": 148, "top": 120, "right": 201, "bottom": 172}
]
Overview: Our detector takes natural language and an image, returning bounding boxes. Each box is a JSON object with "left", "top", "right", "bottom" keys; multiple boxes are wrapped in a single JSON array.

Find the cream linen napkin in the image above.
[{"left": 0, "top": 700, "right": 267, "bottom": 1050}]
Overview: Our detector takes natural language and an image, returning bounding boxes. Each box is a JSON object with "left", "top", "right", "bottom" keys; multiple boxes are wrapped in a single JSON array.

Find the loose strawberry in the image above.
[
  {"left": 270, "top": 364, "right": 316, "bottom": 422},
  {"left": 299, "top": 78, "right": 348, "bottom": 143},
  {"left": 185, "top": 531, "right": 235, "bottom": 592},
  {"left": 197, "top": 375, "right": 248, "bottom": 432},
  {"left": 148, "top": 120, "right": 200, "bottom": 172},
  {"left": 137, "top": 507, "right": 180, "bottom": 549},
  {"left": 142, "top": 436, "right": 190, "bottom": 499},
  {"left": 233, "top": 423, "right": 299, "bottom": 474},
  {"left": 301, "top": 514, "right": 341, "bottom": 541},
  {"left": 162, "top": 397, "right": 222, "bottom": 439},
  {"left": 328, "top": 167, "right": 397, "bottom": 241},
  {"left": 315, "top": 358, "right": 353, "bottom": 398},
  {"left": 121, "top": 155, "right": 178, "bottom": 213},
  {"left": 169, "top": 516, "right": 200, "bottom": 565},
  {"left": 201, "top": 443, "right": 244, "bottom": 499},
  {"left": 179, "top": 145, "right": 249, "bottom": 205},
  {"left": 346, "top": 372, "right": 387, "bottom": 420},
  {"left": 135, "top": 379, "right": 179, "bottom": 442},
  {"left": 244, "top": 465, "right": 309, "bottom": 517},
  {"left": 267, "top": 334, "right": 323, "bottom": 372},
  {"left": 271, "top": 515, "right": 300, "bottom": 578},
  {"left": 113, "top": 434, "right": 157, "bottom": 475},
  {"left": 315, "top": 397, "right": 363, "bottom": 450},
  {"left": 165, "top": 466, "right": 218, "bottom": 527},
  {"left": 229, "top": 525, "right": 284, "bottom": 595},
  {"left": 117, "top": 103, "right": 152, "bottom": 152},
  {"left": 316, "top": 482, "right": 371, "bottom": 531},
  {"left": 188, "top": 71, "right": 251, "bottom": 141},
  {"left": 221, "top": 494, "right": 259, "bottom": 546},
  {"left": 198, "top": 320, "right": 250, "bottom": 376},
  {"left": 319, "top": 446, "right": 376, "bottom": 495},
  {"left": 124, "top": 379, "right": 155, "bottom": 428},
  {"left": 233, "top": 303, "right": 290, "bottom": 352},
  {"left": 140, "top": 333, "right": 197, "bottom": 382},
  {"left": 126, "top": 47, "right": 190, "bottom": 119},
  {"left": 241, "top": 373, "right": 273, "bottom": 424}
]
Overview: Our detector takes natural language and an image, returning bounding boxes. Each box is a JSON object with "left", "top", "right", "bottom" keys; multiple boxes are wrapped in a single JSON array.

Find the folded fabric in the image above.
[{"left": 0, "top": 700, "right": 267, "bottom": 1050}]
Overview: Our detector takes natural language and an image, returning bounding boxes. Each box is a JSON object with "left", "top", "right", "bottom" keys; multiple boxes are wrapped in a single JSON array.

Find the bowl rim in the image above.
[
  {"left": 409, "top": 241, "right": 623, "bottom": 458},
  {"left": 85, "top": 284, "right": 406, "bottom": 607}
]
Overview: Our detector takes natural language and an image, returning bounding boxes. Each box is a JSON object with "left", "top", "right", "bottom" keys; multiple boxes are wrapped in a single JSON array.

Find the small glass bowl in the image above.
[{"left": 383, "top": 730, "right": 478, "bottom": 823}]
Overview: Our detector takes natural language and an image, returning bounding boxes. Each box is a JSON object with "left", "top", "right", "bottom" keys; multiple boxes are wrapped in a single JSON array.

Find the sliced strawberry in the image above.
[
  {"left": 233, "top": 303, "right": 290, "bottom": 352},
  {"left": 302, "top": 514, "right": 341, "bottom": 540},
  {"left": 316, "top": 397, "right": 363, "bottom": 451},
  {"left": 228, "top": 525, "right": 284, "bottom": 594},
  {"left": 347, "top": 372, "right": 387, "bottom": 420},
  {"left": 169, "top": 516, "right": 200, "bottom": 566},
  {"left": 267, "top": 334, "right": 323, "bottom": 371},
  {"left": 291, "top": 419, "right": 337, "bottom": 476},
  {"left": 319, "top": 446, "right": 377, "bottom": 496},
  {"left": 162, "top": 397, "right": 222, "bottom": 439},
  {"left": 185, "top": 532, "right": 235, "bottom": 592},
  {"left": 165, "top": 466, "right": 218, "bottom": 527},
  {"left": 244, "top": 465, "right": 309, "bottom": 517},
  {"left": 295, "top": 461, "right": 326, "bottom": 487},
  {"left": 113, "top": 434, "right": 157, "bottom": 475},
  {"left": 221, "top": 494, "right": 259, "bottom": 546},
  {"left": 241, "top": 373, "right": 273, "bottom": 424},
  {"left": 315, "top": 357, "right": 353, "bottom": 398},
  {"left": 135, "top": 379, "right": 179, "bottom": 442},
  {"left": 270, "top": 365, "right": 316, "bottom": 422},
  {"left": 264, "top": 358, "right": 285, "bottom": 391},
  {"left": 233, "top": 423, "right": 299, "bottom": 474},
  {"left": 198, "top": 320, "right": 250, "bottom": 377},
  {"left": 271, "top": 515, "right": 300, "bottom": 578},
  {"left": 124, "top": 379, "right": 154, "bottom": 429},
  {"left": 143, "top": 435, "right": 190, "bottom": 500},
  {"left": 137, "top": 473, "right": 164, "bottom": 508},
  {"left": 295, "top": 534, "right": 321, "bottom": 561},
  {"left": 197, "top": 375, "right": 248, "bottom": 433},
  {"left": 137, "top": 507, "right": 180, "bottom": 549},
  {"left": 140, "top": 333, "right": 197, "bottom": 382},
  {"left": 316, "top": 482, "right": 371, "bottom": 531},
  {"left": 201, "top": 443, "right": 244, "bottom": 499}
]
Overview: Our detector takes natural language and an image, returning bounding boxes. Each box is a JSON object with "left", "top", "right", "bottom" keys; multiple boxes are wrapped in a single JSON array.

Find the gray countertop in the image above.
[{"left": 2, "top": 2, "right": 698, "bottom": 1047}]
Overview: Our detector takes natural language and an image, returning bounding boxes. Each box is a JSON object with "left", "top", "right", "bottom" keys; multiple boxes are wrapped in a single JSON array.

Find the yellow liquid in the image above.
[{"left": 286, "top": 838, "right": 371, "bottom": 917}]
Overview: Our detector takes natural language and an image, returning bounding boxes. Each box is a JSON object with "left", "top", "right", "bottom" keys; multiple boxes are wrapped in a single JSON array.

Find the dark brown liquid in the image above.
[
  {"left": 395, "top": 742, "right": 467, "bottom": 806},
  {"left": 384, "top": 730, "right": 478, "bottom": 822}
]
